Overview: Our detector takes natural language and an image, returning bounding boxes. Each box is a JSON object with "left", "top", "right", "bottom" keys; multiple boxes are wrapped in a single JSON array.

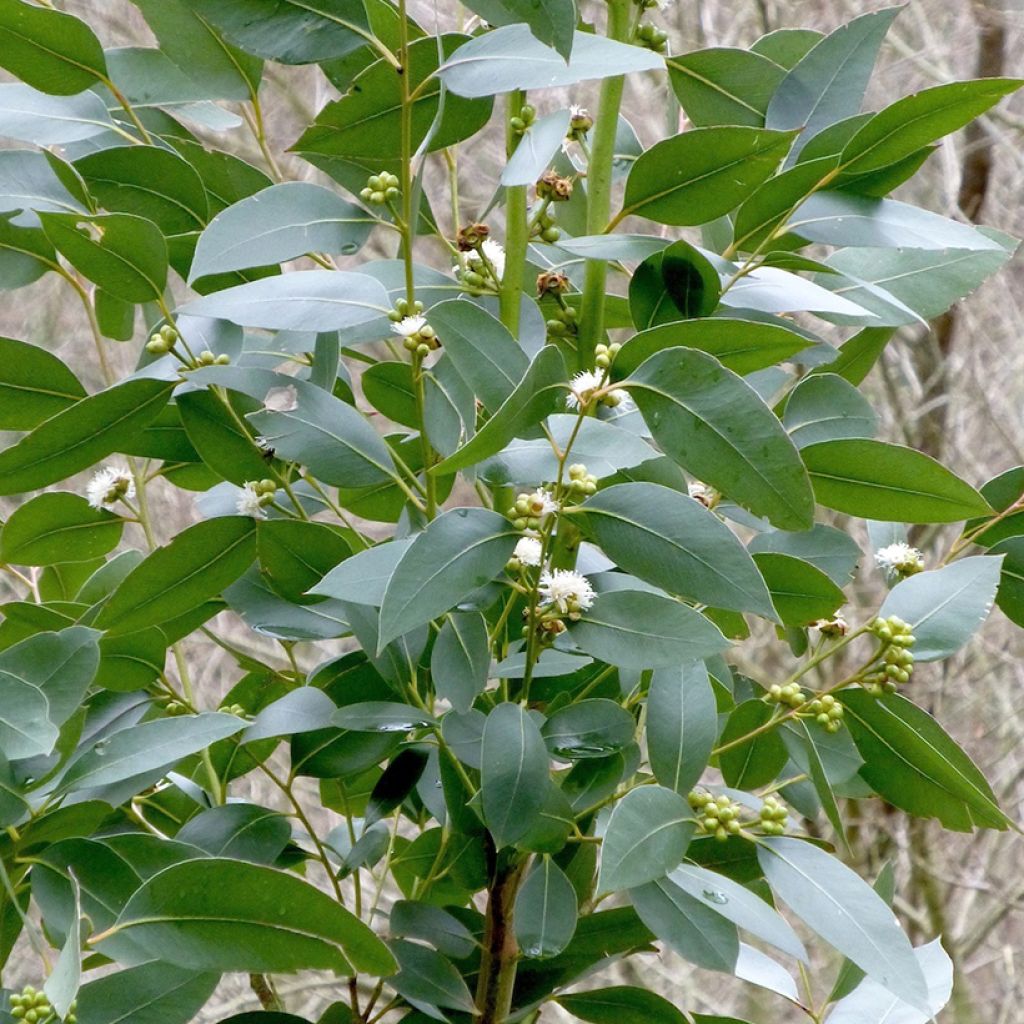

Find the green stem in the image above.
[
  {"left": 500, "top": 91, "right": 529, "bottom": 334},
  {"left": 575, "top": 0, "right": 633, "bottom": 370}
]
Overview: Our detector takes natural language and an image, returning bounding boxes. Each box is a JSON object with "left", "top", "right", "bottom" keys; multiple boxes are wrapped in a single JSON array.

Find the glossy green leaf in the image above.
[
  {"left": 783, "top": 373, "right": 877, "bottom": 448},
  {"left": 752, "top": 552, "right": 846, "bottom": 626},
  {"left": 378, "top": 508, "right": 517, "bottom": 648},
  {"left": 481, "top": 702, "right": 550, "bottom": 848},
  {"left": 841, "top": 690, "right": 1008, "bottom": 832},
  {"left": 96, "top": 517, "right": 257, "bottom": 635},
  {"left": 76, "top": 962, "right": 220, "bottom": 1024},
  {"left": 620, "top": 127, "right": 795, "bottom": 227},
  {"left": 387, "top": 938, "right": 475, "bottom": 1012},
  {"left": 0, "top": 83, "right": 114, "bottom": 145},
  {"left": 176, "top": 803, "right": 290, "bottom": 864},
  {"left": 757, "top": 836, "right": 928, "bottom": 1009},
  {"left": 515, "top": 856, "right": 578, "bottom": 958},
  {"left": 332, "top": 702, "right": 435, "bottom": 733},
  {"left": 46, "top": 873, "right": 83, "bottom": 1022},
  {"left": 646, "top": 662, "right": 717, "bottom": 796},
  {"left": 389, "top": 902, "right": 476, "bottom": 960},
  {"left": 103, "top": 858, "right": 396, "bottom": 974},
  {"left": 748, "top": 524, "right": 861, "bottom": 586},
  {"left": 0, "top": 149, "right": 88, "bottom": 222},
  {"left": 0, "top": 337, "right": 84, "bottom": 429},
  {"left": 244, "top": 688, "right": 338, "bottom": 742},
  {"left": 502, "top": 108, "right": 572, "bottom": 187},
  {"left": 571, "top": 590, "right": 728, "bottom": 670},
  {"left": 542, "top": 699, "right": 635, "bottom": 761},
  {"left": 807, "top": 327, "right": 893, "bottom": 386},
  {"left": 597, "top": 785, "right": 694, "bottom": 893},
  {"left": 559, "top": 987, "right": 686, "bottom": 1024},
  {"left": 0, "top": 378, "right": 172, "bottom": 497},
  {"left": 437, "top": 25, "right": 663, "bottom": 98},
  {"left": 0, "top": 0, "right": 106, "bottom": 95},
  {"left": 431, "top": 612, "right": 490, "bottom": 714},
  {"left": 1, "top": 492, "right": 122, "bottom": 566},
  {"left": 626, "top": 348, "right": 814, "bottom": 530},
  {"left": 752, "top": 27, "right": 822, "bottom": 67},
  {"left": 802, "top": 439, "right": 991, "bottom": 523},
  {"left": 668, "top": 47, "right": 786, "bottom": 128},
  {"left": 718, "top": 699, "right": 788, "bottom": 789},
  {"left": 257, "top": 519, "right": 351, "bottom": 603},
  {"left": 992, "top": 536, "right": 1024, "bottom": 627},
  {"left": 462, "top": 0, "right": 577, "bottom": 60}
]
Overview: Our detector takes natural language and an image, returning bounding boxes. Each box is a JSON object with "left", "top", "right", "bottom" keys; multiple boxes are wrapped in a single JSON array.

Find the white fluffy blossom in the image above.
[
  {"left": 480, "top": 239, "right": 506, "bottom": 280},
  {"left": 538, "top": 569, "right": 595, "bottom": 614},
  {"left": 513, "top": 536, "right": 543, "bottom": 567},
  {"left": 390, "top": 314, "right": 427, "bottom": 338},
  {"left": 874, "top": 542, "right": 925, "bottom": 578},
  {"left": 236, "top": 481, "right": 267, "bottom": 520},
  {"left": 86, "top": 464, "right": 135, "bottom": 509},
  {"left": 569, "top": 104, "right": 588, "bottom": 120},
  {"left": 526, "top": 488, "right": 559, "bottom": 521},
  {"left": 566, "top": 370, "right": 604, "bottom": 410}
]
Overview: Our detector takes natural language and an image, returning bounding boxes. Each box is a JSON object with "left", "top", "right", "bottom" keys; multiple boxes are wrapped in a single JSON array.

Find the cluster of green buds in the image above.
[
  {"left": 10, "top": 987, "right": 75, "bottom": 1023},
  {"left": 387, "top": 297, "right": 425, "bottom": 323},
  {"left": 220, "top": 702, "right": 247, "bottom": 717},
  {"left": 507, "top": 488, "right": 559, "bottom": 532},
  {"left": 863, "top": 615, "right": 916, "bottom": 696},
  {"left": 532, "top": 206, "right": 561, "bottom": 243},
  {"left": 509, "top": 102, "right": 536, "bottom": 135},
  {"left": 566, "top": 463, "right": 598, "bottom": 496},
  {"left": 146, "top": 322, "right": 178, "bottom": 356},
  {"left": 635, "top": 21, "right": 669, "bottom": 52},
  {"left": 594, "top": 341, "right": 621, "bottom": 370},
  {"left": 759, "top": 796, "right": 788, "bottom": 836},
  {"left": 545, "top": 303, "right": 578, "bottom": 339},
  {"left": 193, "top": 349, "right": 231, "bottom": 367},
  {"left": 390, "top": 313, "right": 439, "bottom": 355},
  {"left": 689, "top": 790, "right": 743, "bottom": 841},
  {"left": 359, "top": 171, "right": 399, "bottom": 206},
  {"left": 164, "top": 697, "right": 189, "bottom": 716},
  {"left": 765, "top": 681, "right": 806, "bottom": 709},
  {"left": 805, "top": 694, "right": 845, "bottom": 733}
]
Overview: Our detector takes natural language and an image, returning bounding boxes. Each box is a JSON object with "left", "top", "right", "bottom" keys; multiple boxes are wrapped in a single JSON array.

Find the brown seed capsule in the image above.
[{"left": 457, "top": 223, "right": 490, "bottom": 251}]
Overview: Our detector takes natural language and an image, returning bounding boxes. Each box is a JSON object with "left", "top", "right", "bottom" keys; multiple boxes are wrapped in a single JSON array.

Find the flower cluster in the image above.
[
  {"left": 86, "top": 464, "right": 135, "bottom": 510},
  {"left": 507, "top": 489, "right": 559, "bottom": 532},
  {"left": 390, "top": 314, "right": 439, "bottom": 355},
  {"left": 565, "top": 370, "right": 630, "bottom": 411},
  {"left": 538, "top": 569, "right": 595, "bottom": 618},
  {"left": 454, "top": 238, "right": 506, "bottom": 291},
  {"left": 874, "top": 542, "right": 925, "bottom": 581},
  {"left": 236, "top": 479, "right": 277, "bottom": 519}
]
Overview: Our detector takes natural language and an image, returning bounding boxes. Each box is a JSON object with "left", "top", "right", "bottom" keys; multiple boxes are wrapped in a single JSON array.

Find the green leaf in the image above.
[
  {"left": 462, "top": 0, "right": 577, "bottom": 60},
  {"left": 765, "top": 8, "right": 901, "bottom": 148},
  {"left": 0, "top": 0, "right": 106, "bottom": 95},
  {"left": 841, "top": 690, "right": 1008, "bottom": 831},
  {"left": 542, "top": 699, "right": 635, "bottom": 761},
  {"left": 425, "top": 299, "right": 528, "bottom": 413},
  {"left": 1, "top": 492, "right": 122, "bottom": 566},
  {"left": 389, "top": 902, "right": 476, "bottom": 960},
  {"left": 0, "top": 150, "right": 89, "bottom": 223},
  {"left": 74, "top": 146, "right": 209, "bottom": 236},
  {"left": 752, "top": 27, "right": 822, "bottom": 68},
  {"left": 43, "top": 868, "right": 82, "bottom": 1019},
  {"left": 647, "top": 662, "right": 717, "bottom": 796},
  {"left": 96, "top": 517, "right": 257, "bottom": 635},
  {"left": 433, "top": 346, "right": 567, "bottom": 475},
  {"left": 838, "top": 78, "right": 1023, "bottom": 175},
  {"left": 801, "top": 439, "right": 991, "bottom": 523},
  {"left": 597, "top": 785, "right": 694, "bottom": 893},
  {"left": 61, "top": 712, "right": 245, "bottom": 793},
  {"left": 431, "top": 612, "right": 490, "bottom": 714},
  {"left": 176, "top": 803, "right": 291, "bottom": 864},
  {"left": 437, "top": 25, "right": 663, "bottom": 98},
  {"left": 103, "top": 858, "right": 396, "bottom": 975},
  {"left": 361, "top": 361, "right": 417, "bottom": 428},
  {"left": 177, "top": 389, "right": 271, "bottom": 487},
  {"left": 515, "top": 856, "right": 578, "bottom": 958},
  {"left": 332, "top": 702, "right": 435, "bottom": 733},
  {"left": 630, "top": 875, "right": 738, "bottom": 972},
  {"left": 0, "top": 337, "right": 84, "bottom": 429},
  {"left": 40, "top": 213, "right": 167, "bottom": 303},
  {"left": 751, "top": 552, "right": 846, "bottom": 626},
  {"left": 578, "top": 482, "right": 774, "bottom": 616},
  {"left": 257, "top": 519, "right": 351, "bottom": 603},
  {"left": 626, "top": 348, "right": 814, "bottom": 530},
  {"left": 76, "top": 962, "right": 220, "bottom": 1024},
  {"left": 880, "top": 555, "right": 1002, "bottom": 661},
  {"left": 502, "top": 108, "right": 572, "bottom": 187},
  {"left": 181, "top": 0, "right": 370, "bottom": 63},
  {"left": 620, "top": 127, "right": 796, "bottom": 227},
  {"left": 190, "top": 182, "right": 373, "bottom": 280},
  {"left": 244, "top": 688, "right": 339, "bottom": 742},
  {"left": 179, "top": 269, "right": 390, "bottom": 331},
  {"left": 0, "top": 83, "right": 114, "bottom": 145},
  {"left": 310, "top": 539, "right": 413, "bottom": 607},
  {"left": 481, "top": 702, "right": 550, "bottom": 848},
  {"left": 613, "top": 318, "right": 813, "bottom": 378},
  {"left": 718, "top": 699, "right": 788, "bottom": 789},
  {"left": 378, "top": 508, "right": 518, "bottom": 648},
  {"left": 559, "top": 987, "right": 686, "bottom": 1024},
  {"left": 0, "top": 211, "right": 57, "bottom": 291},
  {"left": 757, "top": 836, "right": 928, "bottom": 1010},
  {"left": 748, "top": 524, "right": 861, "bottom": 586},
  {"left": 667, "top": 47, "right": 786, "bottom": 128},
  {"left": 0, "top": 378, "right": 172, "bottom": 496},
  {"left": 571, "top": 590, "right": 728, "bottom": 670},
  {"left": 387, "top": 938, "right": 475, "bottom": 1013},
  {"left": 992, "top": 536, "right": 1024, "bottom": 627},
  {"left": 783, "top": 373, "right": 877, "bottom": 448},
  {"left": 807, "top": 327, "right": 893, "bottom": 386}
]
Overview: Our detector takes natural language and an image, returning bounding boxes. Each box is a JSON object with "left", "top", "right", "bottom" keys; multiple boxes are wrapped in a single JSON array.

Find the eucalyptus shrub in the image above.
[{"left": 0, "top": 2, "right": 1021, "bottom": 1024}]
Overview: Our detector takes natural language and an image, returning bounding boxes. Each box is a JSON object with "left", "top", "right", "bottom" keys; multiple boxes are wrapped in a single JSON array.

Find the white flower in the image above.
[
  {"left": 526, "top": 488, "right": 559, "bottom": 521},
  {"left": 236, "top": 481, "right": 267, "bottom": 520},
  {"left": 688, "top": 481, "right": 713, "bottom": 506},
  {"left": 86, "top": 464, "right": 135, "bottom": 509},
  {"left": 391, "top": 314, "right": 426, "bottom": 338},
  {"left": 481, "top": 238, "right": 506, "bottom": 281},
  {"left": 566, "top": 369, "right": 604, "bottom": 410},
  {"left": 812, "top": 614, "right": 848, "bottom": 638},
  {"left": 538, "top": 569, "right": 595, "bottom": 615},
  {"left": 874, "top": 542, "right": 925, "bottom": 578},
  {"left": 569, "top": 104, "right": 588, "bottom": 119},
  {"left": 513, "top": 536, "right": 543, "bottom": 567}
]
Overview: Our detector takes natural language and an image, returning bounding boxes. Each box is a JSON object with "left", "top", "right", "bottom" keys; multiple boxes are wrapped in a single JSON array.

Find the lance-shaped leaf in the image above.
[
  {"left": 752, "top": 552, "right": 846, "bottom": 626},
  {"left": 801, "top": 439, "right": 991, "bottom": 523},
  {"left": 431, "top": 611, "right": 490, "bottom": 714},
  {"left": 559, "top": 987, "right": 687, "bottom": 1024},
  {"left": 0, "top": 378, "right": 172, "bottom": 496},
  {"left": 625, "top": 348, "right": 814, "bottom": 530},
  {"left": 577, "top": 482, "right": 775, "bottom": 617},
  {"left": 502, "top": 108, "right": 573, "bottom": 186},
  {"left": 378, "top": 509, "right": 518, "bottom": 648},
  {"left": 387, "top": 938, "right": 476, "bottom": 1013},
  {"left": 1, "top": 492, "right": 122, "bottom": 566},
  {"left": 646, "top": 662, "right": 717, "bottom": 796},
  {"left": 515, "top": 856, "right": 578, "bottom": 958},
  {"left": 757, "top": 837, "right": 929, "bottom": 1010},
  {"left": 433, "top": 345, "right": 567, "bottom": 475},
  {"left": 620, "top": 126, "right": 796, "bottom": 227},
  {"left": 668, "top": 47, "right": 787, "bottom": 128},
  {"left": 76, "top": 962, "right": 220, "bottom": 1024},
  {"left": 481, "top": 702, "right": 550, "bottom": 848},
  {"left": 462, "top": 0, "right": 577, "bottom": 60},
  {"left": 0, "top": 83, "right": 114, "bottom": 145},
  {"left": 96, "top": 517, "right": 257, "bottom": 635},
  {"left": 0, "top": 336, "right": 84, "bottom": 430},
  {"left": 783, "top": 373, "right": 877, "bottom": 449},
  {"left": 597, "top": 785, "right": 694, "bottom": 893},
  {"left": 101, "top": 858, "right": 396, "bottom": 975}
]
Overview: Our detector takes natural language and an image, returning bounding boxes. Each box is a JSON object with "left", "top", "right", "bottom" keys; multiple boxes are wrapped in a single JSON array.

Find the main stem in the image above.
[
  {"left": 575, "top": 0, "right": 633, "bottom": 370},
  {"left": 500, "top": 90, "right": 528, "bottom": 335},
  {"left": 474, "top": 858, "right": 527, "bottom": 1024}
]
